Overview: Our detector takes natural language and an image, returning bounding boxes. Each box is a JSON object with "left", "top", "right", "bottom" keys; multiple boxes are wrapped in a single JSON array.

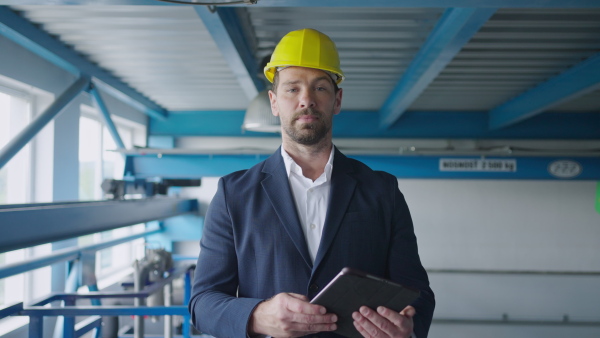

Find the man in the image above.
[{"left": 189, "top": 28, "right": 435, "bottom": 338}]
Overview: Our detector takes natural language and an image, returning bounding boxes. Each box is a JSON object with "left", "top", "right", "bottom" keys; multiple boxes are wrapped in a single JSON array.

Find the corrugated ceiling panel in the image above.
[
  {"left": 411, "top": 8, "right": 600, "bottom": 112},
  {"left": 11, "top": 5, "right": 250, "bottom": 111},
  {"left": 247, "top": 7, "right": 445, "bottom": 111}
]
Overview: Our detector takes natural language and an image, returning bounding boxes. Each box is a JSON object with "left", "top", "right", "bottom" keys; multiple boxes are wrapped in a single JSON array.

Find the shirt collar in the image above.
[{"left": 281, "top": 145, "right": 335, "bottom": 180}]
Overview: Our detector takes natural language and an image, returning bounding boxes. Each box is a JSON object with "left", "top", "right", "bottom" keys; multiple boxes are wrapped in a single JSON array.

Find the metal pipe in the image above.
[
  {"left": 20, "top": 306, "right": 189, "bottom": 317},
  {"left": 133, "top": 260, "right": 144, "bottom": 338},
  {"left": 0, "top": 227, "right": 162, "bottom": 280},
  {"left": 89, "top": 83, "right": 126, "bottom": 150},
  {"left": 183, "top": 269, "right": 192, "bottom": 338},
  {"left": 0, "top": 76, "right": 90, "bottom": 170},
  {"left": 28, "top": 316, "right": 43, "bottom": 338},
  {"left": 164, "top": 282, "right": 172, "bottom": 338}
]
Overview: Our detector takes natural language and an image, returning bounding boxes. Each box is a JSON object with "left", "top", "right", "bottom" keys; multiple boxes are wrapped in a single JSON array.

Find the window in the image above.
[
  {"left": 0, "top": 89, "right": 32, "bottom": 204},
  {"left": 0, "top": 84, "right": 51, "bottom": 312},
  {"left": 79, "top": 105, "right": 145, "bottom": 200},
  {"left": 78, "top": 105, "right": 147, "bottom": 281}
]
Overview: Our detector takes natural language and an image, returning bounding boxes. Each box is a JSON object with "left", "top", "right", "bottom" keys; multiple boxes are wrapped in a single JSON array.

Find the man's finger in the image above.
[
  {"left": 287, "top": 293, "right": 309, "bottom": 301},
  {"left": 377, "top": 306, "right": 406, "bottom": 328},
  {"left": 283, "top": 294, "right": 326, "bottom": 315},
  {"left": 399, "top": 305, "right": 416, "bottom": 318}
]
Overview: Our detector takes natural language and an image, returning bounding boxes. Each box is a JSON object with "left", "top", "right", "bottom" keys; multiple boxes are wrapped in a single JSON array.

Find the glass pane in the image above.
[
  {"left": 102, "top": 127, "right": 124, "bottom": 180},
  {"left": 79, "top": 117, "right": 102, "bottom": 200},
  {"left": 0, "top": 91, "right": 31, "bottom": 204}
]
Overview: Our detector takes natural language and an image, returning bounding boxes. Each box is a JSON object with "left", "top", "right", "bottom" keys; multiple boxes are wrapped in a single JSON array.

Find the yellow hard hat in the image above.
[{"left": 264, "top": 28, "right": 345, "bottom": 85}]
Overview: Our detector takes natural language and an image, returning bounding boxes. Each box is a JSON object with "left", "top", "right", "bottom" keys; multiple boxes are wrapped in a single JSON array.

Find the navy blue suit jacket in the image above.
[{"left": 189, "top": 147, "right": 435, "bottom": 337}]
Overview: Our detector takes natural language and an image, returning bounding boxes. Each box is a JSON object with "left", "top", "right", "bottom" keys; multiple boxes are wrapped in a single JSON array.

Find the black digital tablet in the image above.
[{"left": 310, "top": 267, "right": 420, "bottom": 338}]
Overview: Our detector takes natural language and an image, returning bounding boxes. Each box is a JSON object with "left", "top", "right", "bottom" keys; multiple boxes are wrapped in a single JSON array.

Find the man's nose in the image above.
[{"left": 299, "top": 90, "right": 316, "bottom": 108}]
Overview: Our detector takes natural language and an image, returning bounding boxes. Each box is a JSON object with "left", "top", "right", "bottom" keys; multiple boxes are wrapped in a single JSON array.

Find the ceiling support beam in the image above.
[
  {"left": 194, "top": 7, "right": 266, "bottom": 100},
  {"left": 149, "top": 110, "right": 600, "bottom": 140},
  {"left": 128, "top": 155, "right": 600, "bottom": 180},
  {"left": 89, "top": 84, "right": 126, "bottom": 150},
  {"left": 0, "top": 76, "right": 90, "bottom": 170},
  {"left": 379, "top": 7, "right": 496, "bottom": 129},
  {"left": 489, "top": 52, "right": 600, "bottom": 130},
  {"left": 0, "top": 7, "right": 168, "bottom": 120}
]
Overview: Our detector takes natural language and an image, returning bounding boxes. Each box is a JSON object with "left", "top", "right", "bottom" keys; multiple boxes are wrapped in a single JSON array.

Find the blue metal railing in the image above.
[
  {"left": 0, "top": 224, "right": 195, "bottom": 338},
  {"left": 0, "top": 227, "right": 162, "bottom": 280}
]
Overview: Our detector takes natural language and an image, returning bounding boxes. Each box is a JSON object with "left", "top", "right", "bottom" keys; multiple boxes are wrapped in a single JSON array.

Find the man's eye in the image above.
[
  {"left": 316, "top": 87, "right": 326, "bottom": 91},
  {"left": 286, "top": 88, "right": 297, "bottom": 93}
]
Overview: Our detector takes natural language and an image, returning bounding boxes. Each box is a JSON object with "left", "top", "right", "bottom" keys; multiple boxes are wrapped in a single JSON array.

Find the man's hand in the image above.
[
  {"left": 352, "top": 305, "right": 415, "bottom": 338},
  {"left": 248, "top": 293, "right": 337, "bottom": 337}
]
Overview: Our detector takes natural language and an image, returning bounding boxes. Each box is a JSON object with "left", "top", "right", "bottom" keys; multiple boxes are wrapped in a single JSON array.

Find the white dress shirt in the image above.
[
  {"left": 280, "top": 147, "right": 417, "bottom": 338},
  {"left": 281, "top": 146, "right": 334, "bottom": 263}
]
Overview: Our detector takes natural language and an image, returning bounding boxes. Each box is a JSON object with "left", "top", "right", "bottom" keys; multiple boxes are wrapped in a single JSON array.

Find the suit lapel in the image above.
[
  {"left": 313, "top": 148, "right": 357, "bottom": 270},
  {"left": 261, "top": 148, "right": 313, "bottom": 268}
]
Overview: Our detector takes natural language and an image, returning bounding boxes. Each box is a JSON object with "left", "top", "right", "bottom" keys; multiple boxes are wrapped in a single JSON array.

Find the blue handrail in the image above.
[{"left": 0, "top": 227, "right": 163, "bottom": 280}]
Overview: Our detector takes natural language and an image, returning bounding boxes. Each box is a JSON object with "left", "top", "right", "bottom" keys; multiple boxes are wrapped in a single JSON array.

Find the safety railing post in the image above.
[
  {"left": 28, "top": 316, "right": 43, "bottom": 338},
  {"left": 183, "top": 268, "right": 192, "bottom": 338}
]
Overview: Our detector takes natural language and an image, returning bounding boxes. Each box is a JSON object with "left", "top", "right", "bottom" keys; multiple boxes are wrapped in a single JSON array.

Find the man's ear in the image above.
[
  {"left": 268, "top": 90, "right": 279, "bottom": 116},
  {"left": 333, "top": 88, "right": 343, "bottom": 116}
]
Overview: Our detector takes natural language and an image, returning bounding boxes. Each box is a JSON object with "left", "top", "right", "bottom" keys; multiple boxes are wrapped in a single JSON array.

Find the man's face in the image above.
[{"left": 269, "top": 67, "right": 343, "bottom": 146}]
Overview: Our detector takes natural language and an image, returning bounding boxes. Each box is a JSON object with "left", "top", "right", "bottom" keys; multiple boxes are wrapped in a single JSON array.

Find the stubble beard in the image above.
[{"left": 283, "top": 108, "right": 331, "bottom": 146}]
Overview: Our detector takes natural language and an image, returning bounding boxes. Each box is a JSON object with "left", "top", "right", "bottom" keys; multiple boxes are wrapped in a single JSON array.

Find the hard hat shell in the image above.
[{"left": 264, "top": 28, "right": 345, "bottom": 85}]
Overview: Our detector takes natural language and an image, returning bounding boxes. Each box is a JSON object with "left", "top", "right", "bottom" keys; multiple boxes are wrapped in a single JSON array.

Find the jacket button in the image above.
[{"left": 309, "top": 283, "right": 319, "bottom": 292}]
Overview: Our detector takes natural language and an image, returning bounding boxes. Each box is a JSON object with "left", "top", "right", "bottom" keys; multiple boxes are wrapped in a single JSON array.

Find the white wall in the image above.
[{"left": 399, "top": 179, "right": 600, "bottom": 337}]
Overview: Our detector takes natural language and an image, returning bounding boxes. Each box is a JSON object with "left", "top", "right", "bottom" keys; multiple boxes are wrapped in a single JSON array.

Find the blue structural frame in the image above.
[
  {"left": 126, "top": 154, "right": 600, "bottom": 180},
  {"left": 0, "top": 6, "right": 168, "bottom": 120},
  {"left": 489, "top": 52, "right": 600, "bottom": 130},
  {"left": 150, "top": 110, "right": 600, "bottom": 140},
  {"left": 3, "top": 263, "right": 195, "bottom": 338},
  {"left": 194, "top": 6, "right": 266, "bottom": 99},
  {"left": 0, "top": 198, "right": 198, "bottom": 253},
  {"left": 89, "top": 83, "right": 126, "bottom": 150},
  {"left": 0, "top": 200, "right": 198, "bottom": 338},
  {"left": 0, "top": 75, "right": 90, "bottom": 170},
  {"left": 379, "top": 8, "right": 496, "bottom": 129}
]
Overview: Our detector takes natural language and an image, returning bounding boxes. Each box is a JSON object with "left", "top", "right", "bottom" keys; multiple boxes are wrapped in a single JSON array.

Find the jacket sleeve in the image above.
[
  {"left": 188, "top": 177, "right": 263, "bottom": 338},
  {"left": 387, "top": 176, "right": 435, "bottom": 337}
]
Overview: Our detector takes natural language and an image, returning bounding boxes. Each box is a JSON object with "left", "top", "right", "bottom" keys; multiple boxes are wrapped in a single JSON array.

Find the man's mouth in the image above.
[{"left": 296, "top": 115, "right": 319, "bottom": 123}]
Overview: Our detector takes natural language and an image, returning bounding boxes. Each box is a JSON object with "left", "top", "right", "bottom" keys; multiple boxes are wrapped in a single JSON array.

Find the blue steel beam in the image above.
[
  {"left": 0, "top": 75, "right": 90, "bottom": 170},
  {"left": 150, "top": 110, "right": 600, "bottom": 140},
  {"left": 379, "top": 8, "right": 496, "bottom": 129},
  {"left": 489, "top": 52, "right": 600, "bottom": 130},
  {"left": 0, "top": 1, "right": 599, "bottom": 8},
  {"left": 0, "top": 198, "right": 198, "bottom": 254},
  {"left": 194, "top": 7, "right": 265, "bottom": 99},
  {"left": 0, "top": 7, "right": 168, "bottom": 120},
  {"left": 129, "top": 155, "right": 600, "bottom": 180},
  {"left": 89, "top": 83, "right": 126, "bottom": 150}
]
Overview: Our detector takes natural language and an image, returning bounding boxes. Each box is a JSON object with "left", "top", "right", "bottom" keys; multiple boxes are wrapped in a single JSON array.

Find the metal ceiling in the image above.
[
  {"left": 3, "top": 2, "right": 600, "bottom": 133},
  {"left": 11, "top": 5, "right": 251, "bottom": 111},
  {"left": 415, "top": 8, "right": 600, "bottom": 112}
]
